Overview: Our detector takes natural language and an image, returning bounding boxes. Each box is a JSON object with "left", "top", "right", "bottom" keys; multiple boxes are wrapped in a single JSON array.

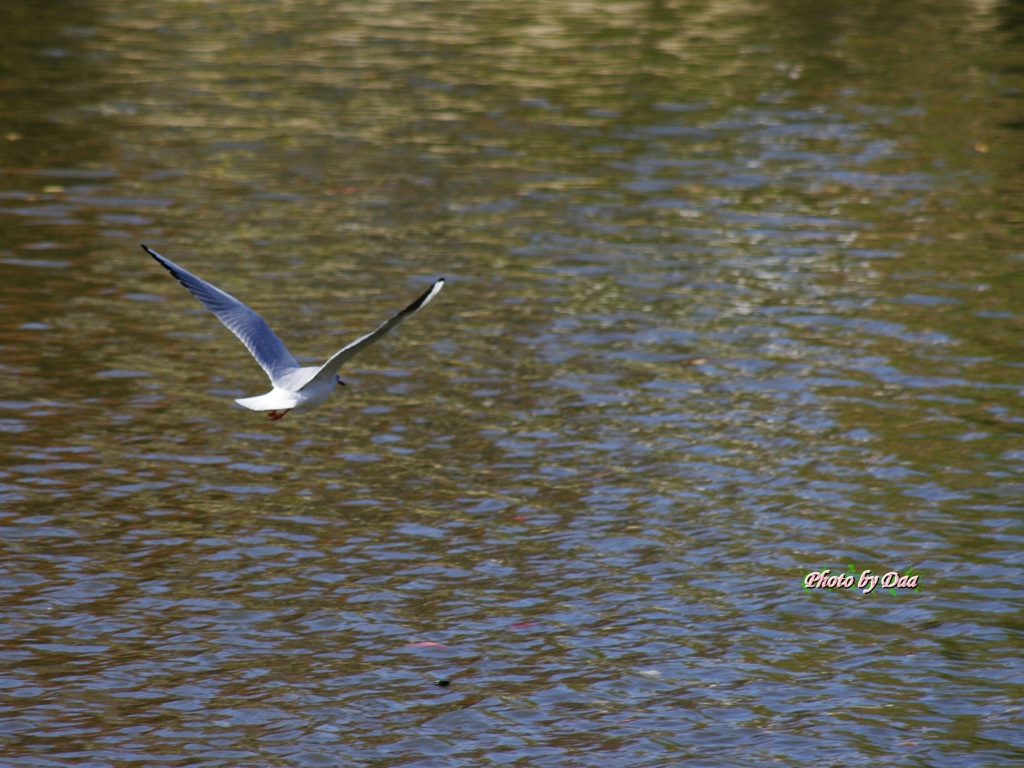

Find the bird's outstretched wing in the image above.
[
  {"left": 299, "top": 278, "right": 444, "bottom": 392},
  {"left": 143, "top": 245, "right": 300, "bottom": 385}
]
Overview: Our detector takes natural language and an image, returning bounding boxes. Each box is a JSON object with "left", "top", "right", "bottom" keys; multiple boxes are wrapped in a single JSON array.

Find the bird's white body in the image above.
[
  {"left": 232, "top": 364, "right": 331, "bottom": 414},
  {"left": 143, "top": 245, "right": 444, "bottom": 419},
  {"left": 234, "top": 377, "right": 331, "bottom": 415}
]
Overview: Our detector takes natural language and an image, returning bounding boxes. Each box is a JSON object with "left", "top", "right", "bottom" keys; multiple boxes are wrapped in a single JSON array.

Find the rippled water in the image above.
[{"left": 2, "top": 1, "right": 1023, "bottom": 766}]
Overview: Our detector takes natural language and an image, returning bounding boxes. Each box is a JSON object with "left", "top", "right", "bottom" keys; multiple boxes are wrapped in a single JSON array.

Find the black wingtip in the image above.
[
  {"left": 141, "top": 244, "right": 168, "bottom": 267},
  {"left": 141, "top": 245, "right": 182, "bottom": 284}
]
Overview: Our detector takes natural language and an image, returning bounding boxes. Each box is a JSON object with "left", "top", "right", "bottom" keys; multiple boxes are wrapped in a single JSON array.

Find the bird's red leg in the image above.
[{"left": 267, "top": 410, "right": 290, "bottom": 421}]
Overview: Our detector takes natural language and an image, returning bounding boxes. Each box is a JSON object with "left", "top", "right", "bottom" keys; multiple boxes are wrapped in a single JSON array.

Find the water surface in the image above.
[{"left": 1, "top": 1, "right": 1023, "bottom": 766}]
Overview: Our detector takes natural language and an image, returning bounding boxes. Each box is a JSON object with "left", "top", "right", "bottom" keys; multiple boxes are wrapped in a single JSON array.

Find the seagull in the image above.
[{"left": 142, "top": 244, "right": 444, "bottom": 420}]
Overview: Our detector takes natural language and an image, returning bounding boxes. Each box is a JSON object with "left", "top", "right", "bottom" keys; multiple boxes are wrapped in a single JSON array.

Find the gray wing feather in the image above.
[
  {"left": 143, "top": 245, "right": 300, "bottom": 385},
  {"left": 299, "top": 278, "right": 444, "bottom": 392}
]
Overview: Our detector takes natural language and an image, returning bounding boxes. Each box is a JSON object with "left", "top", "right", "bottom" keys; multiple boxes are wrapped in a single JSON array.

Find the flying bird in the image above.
[{"left": 143, "top": 244, "right": 444, "bottom": 420}]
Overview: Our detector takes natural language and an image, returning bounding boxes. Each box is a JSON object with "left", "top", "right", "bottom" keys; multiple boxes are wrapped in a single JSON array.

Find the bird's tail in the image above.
[{"left": 235, "top": 392, "right": 298, "bottom": 412}]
